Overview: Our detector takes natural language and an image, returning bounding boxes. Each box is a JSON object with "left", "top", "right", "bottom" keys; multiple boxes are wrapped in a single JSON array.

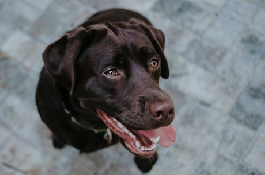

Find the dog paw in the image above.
[
  {"left": 134, "top": 152, "right": 158, "bottom": 173},
  {"left": 52, "top": 134, "right": 66, "bottom": 149}
]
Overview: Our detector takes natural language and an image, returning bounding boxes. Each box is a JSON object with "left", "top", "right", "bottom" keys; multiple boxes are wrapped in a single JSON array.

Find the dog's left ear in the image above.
[
  {"left": 42, "top": 27, "right": 88, "bottom": 95},
  {"left": 43, "top": 26, "right": 108, "bottom": 95},
  {"left": 129, "top": 18, "right": 169, "bottom": 79},
  {"left": 149, "top": 27, "right": 169, "bottom": 79}
]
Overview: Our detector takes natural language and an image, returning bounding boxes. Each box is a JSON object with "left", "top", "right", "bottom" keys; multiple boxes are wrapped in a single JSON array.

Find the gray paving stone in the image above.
[
  {"left": 164, "top": 25, "right": 197, "bottom": 54},
  {"left": 0, "top": 58, "right": 38, "bottom": 104},
  {"left": 0, "top": 124, "right": 11, "bottom": 148},
  {"left": 204, "top": 0, "right": 258, "bottom": 48},
  {"left": 151, "top": 135, "right": 206, "bottom": 175},
  {"left": 0, "top": 0, "right": 6, "bottom": 6},
  {"left": 0, "top": 58, "right": 30, "bottom": 97},
  {"left": 16, "top": 107, "right": 53, "bottom": 150},
  {"left": 67, "top": 154, "right": 107, "bottom": 175},
  {"left": 0, "top": 0, "right": 43, "bottom": 32},
  {"left": 224, "top": 0, "right": 258, "bottom": 22},
  {"left": 191, "top": 118, "right": 258, "bottom": 174},
  {"left": 67, "top": 144, "right": 142, "bottom": 175},
  {"left": 0, "top": 95, "right": 36, "bottom": 137},
  {"left": 176, "top": 102, "right": 229, "bottom": 142},
  {"left": 23, "top": 0, "right": 54, "bottom": 11},
  {"left": 192, "top": 151, "right": 238, "bottom": 175},
  {"left": 29, "top": 0, "right": 94, "bottom": 44},
  {"left": 177, "top": 102, "right": 257, "bottom": 175},
  {"left": 236, "top": 163, "right": 265, "bottom": 175},
  {"left": 100, "top": 164, "right": 132, "bottom": 175},
  {"left": 118, "top": 0, "right": 158, "bottom": 12},
  {"left": 179, "top": 37, "right": 227, "bottom": 72},
  {"left": 96, "top": 145, "right": 141, "bottom": 174},
  {"left": 244, "top": 124, "right": 265, "bottom": 173},
  {"left": 166, "top": 52, "right": 238, "bottom": 113},
  {"left": 252, "top": 7, "right": 265, "bottom": 36},
  {"left": 160, "top": 24, "right": 227, "bottom": 73},
  {"left": 0, "top": 164, "right": 25, "bottom": 175},
  {"left": 0, "top": 135, "right": 76, "bottom": 175},
  {"left": 153, "top": 0, "right": 215, "bottom": 33},
  {"left": 231, "top": 101, "right": 263, "bottom": 130},
  {"left": 216, "top": 30, "right": 265, "bottom": 89},
  {"left": 230, "top": 61, "right": 265, "bottom": 130},
  {"left": 74, "top": 0, "right": 119, "bottom": 10},
  {"left": 0, "top": 58, "right": 53, "bottom": 152},
  {"left": 0, "top": 24, "right": 12, "bottom": 48},
  {"left": 217, "top": 119, "right": 256, "bottom": 161},
  {"left": 0, "top": 58, "right": 39, "bottom": 135},
  {"left": 1, "top": 30, "right": 45, "bottom": 73},
  {"left": 249, "top": 0, "right": 265, "bottom": 6},
  {"left": 194, "top": 0, "right": 227, "bottom": 8}
]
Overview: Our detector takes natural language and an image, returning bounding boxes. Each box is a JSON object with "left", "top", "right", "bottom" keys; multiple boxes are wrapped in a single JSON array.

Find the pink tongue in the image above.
[{"left": 138, "top": 124, "right": 177, "bottom": 148}]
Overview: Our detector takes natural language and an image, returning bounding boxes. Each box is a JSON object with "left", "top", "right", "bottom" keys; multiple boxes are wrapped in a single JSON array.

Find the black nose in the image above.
[{"left": 149, "top": 100, "right": 175, "bottom": 122}]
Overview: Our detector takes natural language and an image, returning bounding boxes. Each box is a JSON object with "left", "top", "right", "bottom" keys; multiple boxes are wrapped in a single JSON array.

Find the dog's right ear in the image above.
[
  {"left": 129, "top": 18, "right": 169, "bottom": 79},
  {"left": 43, "top": 26, "right": 108, "bottom": 95}
]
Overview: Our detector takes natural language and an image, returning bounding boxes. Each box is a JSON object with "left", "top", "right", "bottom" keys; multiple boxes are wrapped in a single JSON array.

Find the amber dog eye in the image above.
[
  {"left": 105, "top": 68, "right": 119, "bottom": 77},
  {"left": 149, "top": 59, "right": 159, "bottom": 69}
]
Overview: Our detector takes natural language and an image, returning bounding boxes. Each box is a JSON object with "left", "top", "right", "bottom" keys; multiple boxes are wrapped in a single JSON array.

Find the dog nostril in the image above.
[
  {"left": 149, "top": 101, "right": 174, "bottom": 122},
  {"left": 157, "top": 111, "right": 163, "bottom": 117},
  {"left": 169, "top": 109, "right": 174, "bottom": 115},
  {"left": 156, "top": 111, "right": 165, "bottom": 121}
]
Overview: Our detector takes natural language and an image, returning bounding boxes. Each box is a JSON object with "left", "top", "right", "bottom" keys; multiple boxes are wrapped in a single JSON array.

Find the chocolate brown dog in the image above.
[{"left": 36, "top": 8, "right": 176, "bottom": 173}]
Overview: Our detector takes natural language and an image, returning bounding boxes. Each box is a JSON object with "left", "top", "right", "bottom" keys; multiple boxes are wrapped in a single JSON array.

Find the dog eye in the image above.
[
  {"left": 149, "top": 59, "right": 159, "bottom": 69},
  {"left": 104, "top": 69, "right": 119, "bottom": 77}
]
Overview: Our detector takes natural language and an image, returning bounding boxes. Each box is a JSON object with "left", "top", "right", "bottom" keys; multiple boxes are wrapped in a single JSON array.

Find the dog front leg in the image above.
[{"left": 52, "top": 133, "right": 66, "bottom": 149}]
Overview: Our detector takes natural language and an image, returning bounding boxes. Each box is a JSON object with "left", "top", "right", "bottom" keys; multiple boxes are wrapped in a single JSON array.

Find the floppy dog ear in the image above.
[
  {"left": 149, "top": 27, "right": 169, "bottom": 79},
  {"left": 43, "top": 26, "right": 107, "bottom": 95},
  {"left": 129, "top": 18, "right": 169, "bottom": 79}
]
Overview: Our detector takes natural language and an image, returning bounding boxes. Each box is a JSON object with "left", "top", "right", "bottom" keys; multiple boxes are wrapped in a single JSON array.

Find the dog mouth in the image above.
[{"left": 96, "top": 109, "right": 177, "bottom": 157}]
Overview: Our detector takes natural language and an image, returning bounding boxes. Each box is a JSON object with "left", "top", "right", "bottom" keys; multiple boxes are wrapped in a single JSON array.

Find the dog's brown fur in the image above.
[{"left": 36, "top": 9, "right": 174, "bottom": 173}]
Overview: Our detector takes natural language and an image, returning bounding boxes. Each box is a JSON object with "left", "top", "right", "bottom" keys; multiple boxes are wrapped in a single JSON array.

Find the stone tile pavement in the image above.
[{"left": 0, "top": 0, "right": 265, "bottom": 174}]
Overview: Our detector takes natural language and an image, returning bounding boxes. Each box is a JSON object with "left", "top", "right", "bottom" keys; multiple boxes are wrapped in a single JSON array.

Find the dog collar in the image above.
[
  {"left": 71, "top": 117, "right": 112, "bottom": 144},
  {"left": 62, "top": 102, "right": 113, "bottom": 144},
  {"left": 71, "top": 117, "right": 106, "bottom": 133}
]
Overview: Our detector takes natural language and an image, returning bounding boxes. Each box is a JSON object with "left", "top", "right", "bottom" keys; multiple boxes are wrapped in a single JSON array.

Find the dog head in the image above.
[{"left": 43, "top": 19, "right": 176, "bottom": 157}]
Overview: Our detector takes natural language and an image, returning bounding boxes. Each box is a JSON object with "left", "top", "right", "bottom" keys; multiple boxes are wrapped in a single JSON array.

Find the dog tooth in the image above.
[
  {"left": 123, "top": 128, "right": 129, "bottom": 133},
  {"left": 135, "top": 141, "right": 141, "bottom": 148},
  {"left": 140, "top": 146, "right": 145, "bottom": 151},
  {"left": 150, "top": 136, "right": 160, "bottom": 144},
  {"left": 150, "top": 145, "right": 154, "bottom": 149},
  {"left": 117, "top": 121, "right": 123, "bottom": 128},
  {"left": 147, "top": 146, "right": 152, "bottom": 151},
  {"left": 129, "top": 133, "right": 134, "bottom": 138},
  {"left": 130, "top": 133, "right": 135, "bottom": 138},
  {"left": 113, "top": 118, "right": 117, "bottom": 122}
]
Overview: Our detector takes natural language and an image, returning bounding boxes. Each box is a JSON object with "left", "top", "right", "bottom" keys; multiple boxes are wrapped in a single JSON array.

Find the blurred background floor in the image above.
[{"left": 0, "top": 0, "right": 265, "bottom": 174}]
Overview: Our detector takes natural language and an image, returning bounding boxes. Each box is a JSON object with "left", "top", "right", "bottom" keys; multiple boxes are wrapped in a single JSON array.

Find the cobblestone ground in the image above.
[{"left": 0, "top": 0, "right": 265, "bottom": 175}]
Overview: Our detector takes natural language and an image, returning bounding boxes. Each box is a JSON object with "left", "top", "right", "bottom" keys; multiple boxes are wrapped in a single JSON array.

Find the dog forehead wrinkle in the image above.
[
  {"left": 121, "top": 28, "right": 150, "bottom": 50},
  {"left": 81, "top": 43, "right": 122, "bottom": 73},
  {"left": 105, "top": 22, "right": 121, "bottom": 36}
]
